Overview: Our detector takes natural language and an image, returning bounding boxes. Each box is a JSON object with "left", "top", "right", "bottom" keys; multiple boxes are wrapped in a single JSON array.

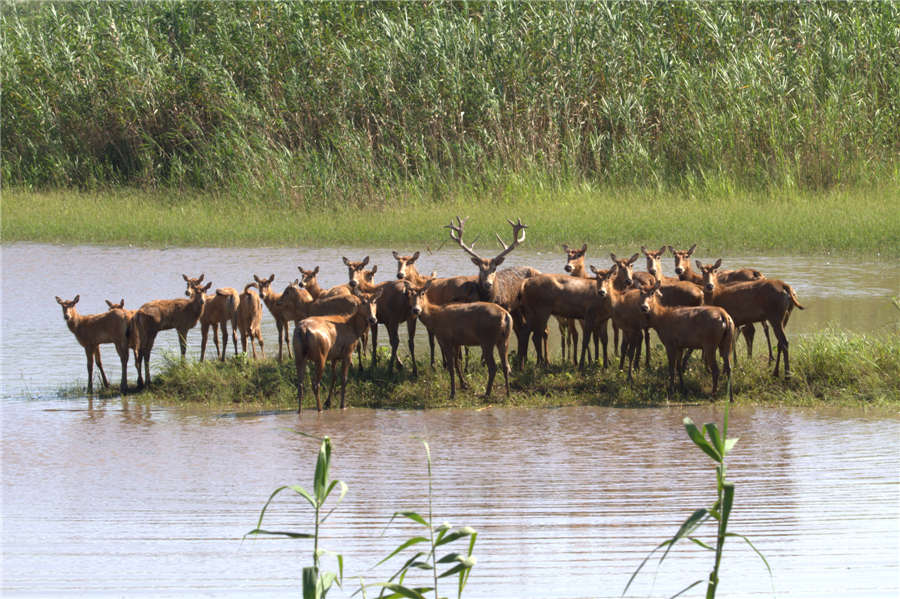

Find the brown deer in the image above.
[
  {"left": 188, "top": 282, "right": 240, "bottom": 362},
  {"left": 56, "top": 295, "right": 131, "bottom": 393},
  {"left": 638, "top": 280, "right": 735, "bottom": 401},
  {"left": 447, "top": 216, "right": 539, "bottom": 369},
  {"left": 392, "top": 251, "right": 481, "bottom": 373},
  {"left": 697, "top": 259, "right": 804, "bottom": 378},
  {"left": 669, "top": 244, "right": 772, "bottom": 360},
  {"left": 253, "top": 274, "right": 302, "bottom": 361},
  {"left": 593, "top": 264, "right": 649, "bottom": 381},
  {"left": 236, "top": 283, "right": 265, "bottom": 359},
  {"left": 562, "top": 243, "right": 606, "bottom": 363},
  {"left": 292, "top": 289, "right": 382, "bottom": 412},
  {"left": 405, "top": 279, "right": 512, "bottom": 399},
  {"left": 134, "top": 275, "right": 211, "bottom": 388},
  {"left": 105, "top": 299, "right": 141, "bottom": 373},
  {"left": 609, "top": 253, "right": 656, "bottom": 367}
]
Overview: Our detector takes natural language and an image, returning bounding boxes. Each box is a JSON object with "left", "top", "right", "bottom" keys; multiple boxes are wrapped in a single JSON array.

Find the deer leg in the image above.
[
  {"left": 218, "top": 322, "right": 229, "bottom": 361},
  {"left": 665, "top": 345, "right": 679, "bottom": 401},
  {"left": 177, "top": 327, "right": 189, "bottom": 359},
  {"left": 497, "top": 339, "right": 511, "bottom": 396},
  {"left": 340, "top": 357, "right": 351, "bottom": 410},
  {"left": 632, "top": 331, "right": 643, "bottom": 374},
  {"left": 211, "top": 322, "right": 222, "bottom": 360},
  {"left": 720, "top": 337, "right": 734, "bottom": 402},
  {"left": 643, "top": 328, "right": 651, "bottom": 369},
  {"left": 570, "top": 320, "right": 580, "bottom": 365},
  {"left": 385, "top": 323, "right": 401, "bottom": 377},
  {"left": 613, "top": 323, "right": 620, "bottom": 357},
  {"left": 84, "top": 347, "right": 95, "bottom": 394},
  {"left": 556, "top": 318, "right": 566, "bottom": 362},
  {"left": 275, "top": 321, "right": 284, "bottom": 361},
  {"left": 116, "top": 341, "right": 129, "bottom": 394},
  {"left": 428, "top": 330, "right": 437, "bottom": 369},
  {"left": 740, "top": 324, "right": 754, "bottom": 362},
  {"left": 482, "top": 345, "right": 497, "bottom": 398},
  {"left": 446, "top": 344, "right": 457, "bottom": 399},
  {"left": 285, "top": 320, "right": 294, "bottom": 359},
  {"left": 598, "top": 322, "right": 608, "bottom": 368},
  {"left": 513, "top": 313, "right": 530, "bottom": 370},
  {"left": 230, "top": 318, "right": 239, "bottom": 358},
  {"left": 455, "top": 349, "right": 469, "bottom": 390},
  {"left": 325, "top": 361, "right": 338, "bottom": 410},
  {"left": 762, "top": 321, "right": 774, "bottom": 363},
  {"left": 257, "top": 332, "right": 265, "bottom": 359},
  {"left": 706, "top": 345, "right": 720, "bottom": 395},
  {"left": 406, "top": 318, "right": 419, "bottom": 378},
  {"left": 771, "top": 319, "right": 790, "bottom": 378},
  {"left": 294, "top": 353, "right": 305, "bottom": 413},
  {"left": 94, "top": 347, "right": 111, "bottom": 388},
  {"left": 313, "top": 359, "right": 325, "bottom": 412}
]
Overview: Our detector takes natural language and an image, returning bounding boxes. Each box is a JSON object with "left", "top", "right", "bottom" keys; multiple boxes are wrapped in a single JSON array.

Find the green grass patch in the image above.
[
  {"left": 4, "top": 184, "right": 899, "bottom": 255},
  {"left": 116, "top": 330, "right": 900, "bottom": 410}
]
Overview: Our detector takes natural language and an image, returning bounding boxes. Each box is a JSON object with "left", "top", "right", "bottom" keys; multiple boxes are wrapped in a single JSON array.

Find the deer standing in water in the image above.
[
  {"left": 405, "top": 278, "right": 511, "bottom": 399},
  {"left": 254, "top": 274, "right": 303, "bottom": 361},
  {"left": 447, "top": 216, "right": 539, "bottom": 369},
  {"left": 105, "top": 299, "right": 141, "bottom": 376},
  {"left": 292, "top": 289, "right": 381, "bottom": 412},
  {"left": 236, "top": 283, "right": 265, "bottom": 359},
  {"left": 191, "top": 283, "right": 240, "bottom": 362},
  {"left": 57, "top": 295, "right": 132, "bottom": 393}
]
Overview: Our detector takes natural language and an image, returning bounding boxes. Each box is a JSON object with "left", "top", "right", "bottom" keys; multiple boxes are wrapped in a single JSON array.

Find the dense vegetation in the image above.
[{"left": 4, "top": 1, "right": 898, "bottom": 204}]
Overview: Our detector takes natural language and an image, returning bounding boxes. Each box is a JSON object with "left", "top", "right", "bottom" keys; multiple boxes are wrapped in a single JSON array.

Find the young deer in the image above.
[
  {"left": 562, "top": 243, "right": 605, "bottom": 364},
  {"left": 292, "top": 289, "right": 382, "bottom": 412},
  {"left": 447, "top": 216, "right": 539, "bottom": 369},
  {"left": 669, "top": 244, "right": 772, "bottom": 360},
  {"left": 236, "top": 283, "right": 265, "bottom": 359},
  {"left": 134, "top": 275, "right": 211, "bottom": 388},
  {"left": 189, "top": 282, "right": 240, "bottom": 362},
  {"left": 405, "top": 279, "right": 512, "bottom": 399},
  {"left": 56, "top": 295, "right": 132, "bottom": 393},
  {"left": 610, "top": 253, "right": 656, "bottom": 368},
  {"left": 105, "top": 299, "right": 140, "bottom": 374},
  {"left": 392, "top": 250, "right": 481, "bottom": 373},
  {"left": 254, "top": 274, "right": 303, "bottom": 360},
  {"left": 594, "top": 264, "right": 648, "bottom": 381},
  {"left": 638, "top": 280, "right": 735, "bottom": 401},
  {"left": 698, "top": 260, "right": 805, "bottom": 378}
]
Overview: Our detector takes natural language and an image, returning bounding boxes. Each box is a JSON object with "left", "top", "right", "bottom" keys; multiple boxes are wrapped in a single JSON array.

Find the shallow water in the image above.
[{"left": 1, "top": 243, "right": 899, "bottom": 597}]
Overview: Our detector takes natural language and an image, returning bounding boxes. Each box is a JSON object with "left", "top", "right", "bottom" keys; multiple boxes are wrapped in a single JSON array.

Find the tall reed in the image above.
[{"left": 4, "top": 2, "right": 898, "bottom": 199}]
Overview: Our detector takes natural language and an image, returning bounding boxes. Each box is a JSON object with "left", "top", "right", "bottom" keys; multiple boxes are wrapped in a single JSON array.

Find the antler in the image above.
[
  {"left": 446, "top": 216, "right": 484, "bottom": 261},
  {"left": 493, "top": 217, "right": 527, "bottom": 262}
]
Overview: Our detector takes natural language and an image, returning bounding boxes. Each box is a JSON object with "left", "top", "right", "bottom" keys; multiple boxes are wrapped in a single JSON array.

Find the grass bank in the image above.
[
  {"left": 4, "top": 184, "right": 899, "bottom": 255},
  {"left": 103, "top": 330, "right": 899, "bottom": 410}
]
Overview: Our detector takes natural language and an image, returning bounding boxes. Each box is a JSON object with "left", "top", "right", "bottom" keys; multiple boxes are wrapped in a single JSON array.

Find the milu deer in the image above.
[
  {"left": 254, "top": 274, "right": 303, "bottom": 360},
  {"left": 697, "top": 259, "right": 804, "bottom": 378},
  {"left": 236, "top": 283, "right": 265, "bottom": 359},
  {"left": 56, "top": 295, "right": 132, "bottom": 393},
  {"left": 405, "top": 278, "right": 512, "bottom": 399},
  {"left": 105, "top": 299, "right": 141, "bottom": 375},
  {"left": 292, "top": 288, "right": 382, "bottom": 412},
  {"left": 638, "top": 280, "right": 736, "bottom": 401},
  {"left": 134, "top": 275, "right": 211, "bottom": 388},
  {"left": 187, "top": 281, "right": 240, "bottom": 362},
  {"left": 447, "top": 216, "right": 539, "bottom": 369},
  {"left": 609, "top": 253, "right": 656, "bottom": 368},
  {"left": 669, "top": 244, "right": 772, "bottom": 360},
  {"left": 593, "top": 264, "right": 649, "bottom": 381},
  {"left": 393, "top": 250, "right": 481, "bottom": 373},
  {"left": 562, "top": 243, "right": 606, "bottom": 364}
]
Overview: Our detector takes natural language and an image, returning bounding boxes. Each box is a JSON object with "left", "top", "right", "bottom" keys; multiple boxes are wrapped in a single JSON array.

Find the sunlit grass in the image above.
[{"left": 4, "top": 184, "right": 898, "bottom": 255}]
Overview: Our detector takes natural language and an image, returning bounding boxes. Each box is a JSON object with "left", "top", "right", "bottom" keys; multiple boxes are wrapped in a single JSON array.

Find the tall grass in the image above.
[{"left": 3, "top": 2, "right": 898, "bottom": 199}]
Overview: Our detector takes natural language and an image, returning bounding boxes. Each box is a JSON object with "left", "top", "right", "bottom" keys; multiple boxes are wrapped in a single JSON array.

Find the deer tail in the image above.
[
  {"left": 785, "top": 284, "right": 805, "bottom": 310},
  {"left": 721, "top": 311, "right": 736, "bottom": 358}
]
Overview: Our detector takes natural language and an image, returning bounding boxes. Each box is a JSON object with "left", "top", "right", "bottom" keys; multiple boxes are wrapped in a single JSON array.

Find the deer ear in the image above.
[
  {"left": 667, "top": 245, "right": 675, "bottom": 254},
  {"left": 253, "top": 275, "right": 262, "bottom": 284},
  {"left": 392, "top": 251, "right": 400, "bottom": 260},
  {"left": 268, "top": 274, "right": 275, "bottom": 283},
  {"left": 470, "top": 256, "right": 481, "bottom": 267},
  {"left": 371, "top": 264, "right": 378, "bottom": 275},
  {"left": 713, "top": 258, "right": 722, "bottom": 270},
  {"left": 610, "top": 253, "right": 617, "bottom": 262},
  {"left": 203, "top": 282, "right": 212, "bottom": 292},
  {"left": 581, "top": 243, "right": 587, "bottom": 253},
  {"left": 182, "top": 274, "right": 189, "bottom": 282},
  {"left": 695, "top": 259, "right": 704, "bottom": 271},
  {"left": 342, "top": 256, "right": 350, "bottom": 266},
  {"left": 362, "top": 256, "right": 370, "bottom": 266},
  {"left": 374, "top": 288, "right": 383, "bottom": 301},
  {"left": 688, "top": 244, "right": 697, "bottom": 255},
  {"left": 658, "top": 245, "right": 666, "bottom": 255},
  {"left": 105, "top": 300, "right": 114, "bottom": 308},
  {"left": 411, "top": 251, "right": 419, "bottom": 262},
  {"left": 198, "top": 274, "right": 205, "bottom": 282},
  {"left": 55, "top": 296, "right": 64, "bottom": 304},
  {"left": 640, "top": 245, "right": 648, "bottom": 255},
  {"left": 423, "top": 278, "right": 434, "bottom": 291},
  {"left": 628, "top": 253, "right": 640, "bottom": 265},
  {"left": 493, "top": 255, "right": 505, "bottom": 266},
  {"left": 73, "top": 294, "right": 80, "bottom": 304}
]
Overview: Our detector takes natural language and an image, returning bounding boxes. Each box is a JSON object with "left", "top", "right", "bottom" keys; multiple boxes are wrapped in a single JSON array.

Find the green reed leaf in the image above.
[{"left": 685, "top": 418, "right": 722, "bottom": 463}]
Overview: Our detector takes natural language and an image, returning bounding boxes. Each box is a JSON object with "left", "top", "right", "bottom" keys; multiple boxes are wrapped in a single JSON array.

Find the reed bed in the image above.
[
  {"left": 4, "top": 2, "right": 898, "bottom": 198},
  {"left": 114, "top": 330, "right": 900, "bottom": 409}
]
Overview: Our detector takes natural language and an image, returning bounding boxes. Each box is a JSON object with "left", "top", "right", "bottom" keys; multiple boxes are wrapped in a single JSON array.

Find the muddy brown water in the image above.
[{"left": 2, "top": 243, "right": 899, "bottom": 597}]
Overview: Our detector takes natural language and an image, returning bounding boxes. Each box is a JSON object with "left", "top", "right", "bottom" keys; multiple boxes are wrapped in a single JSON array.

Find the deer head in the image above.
[
  {"left": 641, "top": 245, "right": 668, "bottom": 279},
  {"left": 696, "top": 259, "right": 723, "bottom": 293},
  {"left": 563, "top": 243, "right": 588, "bottom": 274},
  {"left": 610, "top": 253, "right": 640, "bottom": 288},
  {"left": 393, "top": 251, "right": 420, "bottom": 280},
  {"left": 447, "top": 216, "right": 527, "bottom": 292},
  {"left": 668, "top": 244, "right": 697, "bottom": 277}
]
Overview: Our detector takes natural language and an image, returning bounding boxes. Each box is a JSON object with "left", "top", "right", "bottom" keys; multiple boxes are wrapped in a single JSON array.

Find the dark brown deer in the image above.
[
  {"left": 57, "top": 295, "right": 131, "bottom": 393},
  {"left": 293, "top": 289, "right": 381, "bottom": 412},
  {"left": 638, "top": 280, "right": 735, "bottom": 401},
  {"left": 236, "top": 283, "right": 265, "bottom": 359},
  {"left": 697, "top": 260, "right": 804, "bottom": 378},
  {"left": 134, "top": 275, "right": 211, "bottom": 388},
  {"left": 393, "top": 250, "right": 481, "bottom": 372},
  {"left": 669, "top": 244, "right": 772, "bottom": 360},
  {"left": 405, "top": 279, "right": 512, "bottom": 399},
  {"left": 447, "top": 216, "right": 538, "bottom": 369}
]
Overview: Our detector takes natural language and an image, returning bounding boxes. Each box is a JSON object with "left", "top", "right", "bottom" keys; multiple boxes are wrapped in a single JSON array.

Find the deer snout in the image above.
[
  {"left": 705, "top": 283, "right": 714, "bottom": 292},
  {"left": 640, "top": 303, "right": 650, "bottom": 314},
  {"left": 349, "top": 279, "right": 358, "bottom": 288},
  {"left": 624, "top": 277, "right": 633, "bottom": 287},
  {"left": 368, "top": 316, "right": 378, "bottom": 326},
  {"left": 412, "top": 306, "right": 422, "bottom": 316},
  {"left": 674, "top": 266, "right": 684, "bottom": 275},
  {"left": 397, "top": 272, "right": 404, "bottom": 280},
  {"left": 564, "top": 264, "right": 573, "bottom": 273}
]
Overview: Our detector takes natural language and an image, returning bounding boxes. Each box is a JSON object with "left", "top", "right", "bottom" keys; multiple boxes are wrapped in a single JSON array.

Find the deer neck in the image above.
[
  {"left": 65, "top": 310, "right": 83, "bottom": 336},
  {"left": 305, "top": 279, "right": 325, "bottom": 299},
  {"left": 679, "top": 263, "right": 703, "bottom": 285},
  {"left": 405, "top": 264, "right": 428, "bottom": 286},
  {"left": 570, "top": 261, "right": 587, "bottom": 278}
]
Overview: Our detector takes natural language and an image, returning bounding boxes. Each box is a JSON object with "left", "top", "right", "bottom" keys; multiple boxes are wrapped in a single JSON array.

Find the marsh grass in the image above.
[
  {"left": 127, "top": 330, "right": 900, "bottom": 409},
  {"left": 5, "top": 184, "right": 899, "bottom": 255}
]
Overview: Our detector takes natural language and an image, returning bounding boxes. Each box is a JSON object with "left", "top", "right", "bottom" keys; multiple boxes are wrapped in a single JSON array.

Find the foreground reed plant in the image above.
[
  {"left": 623, "top": 404, "right": 770, "bottom": 598},
  {"left": 246, "top": 435, "right": 347, "bottom": 598}
]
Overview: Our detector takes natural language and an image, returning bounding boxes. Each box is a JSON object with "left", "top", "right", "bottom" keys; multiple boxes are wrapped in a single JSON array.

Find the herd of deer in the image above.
[{"left": 56, "top": 217, "right": 804, "bottom": 411}]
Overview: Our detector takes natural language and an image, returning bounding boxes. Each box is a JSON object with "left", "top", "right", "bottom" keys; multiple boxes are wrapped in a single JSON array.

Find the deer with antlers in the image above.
[
  {"left": 447, "top": 216, "right": 539, "bottom": 369},
  {"left": 697, "top": 259, "right": 804, "bottom": 378},
  {"left": 56, "top": 295, "right": 132, "bottom": 394},
  {"left": 133, "top": 275, "right": 211, "bottom": 388},
  {"left": 293, "top": 288, "right": 382, "bottom": 412},
  {"left": 638, "top": 280, "right": 735, "bottom": 401},
  {"left": 405, "top": 278, "right": 511, "bottom": 399}
]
